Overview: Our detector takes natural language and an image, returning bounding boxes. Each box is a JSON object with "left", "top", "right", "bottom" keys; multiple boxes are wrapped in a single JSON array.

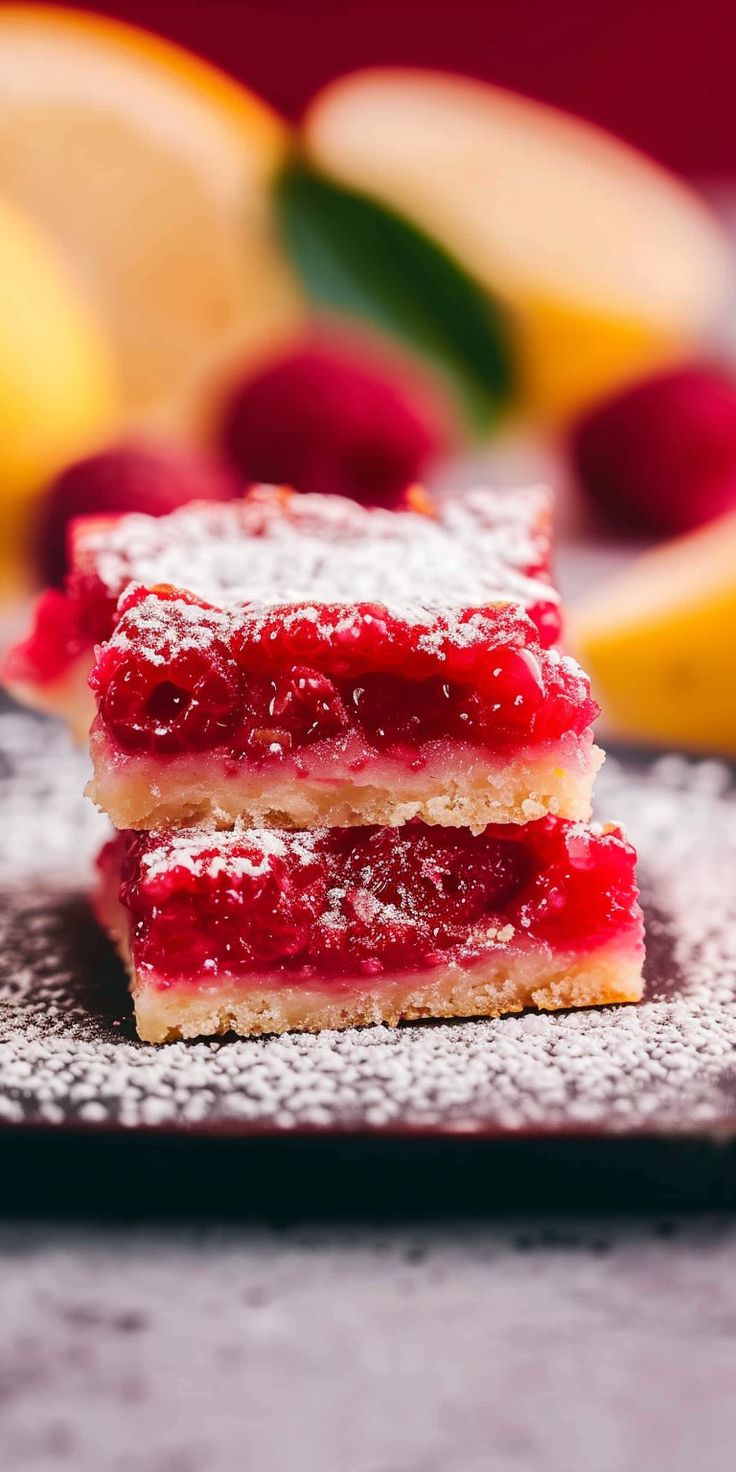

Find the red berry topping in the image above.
[
  {"left": 218, "top": 337, "right": 447, "bottom": 507},
  {"left": 527, "top": 595, "right": 562, "bottom": 647},
  {"left": 120, "top": 832, "right": 328, "bottom": 975},
  {"left": 36, "top": 442, "right": 237, "bottom": 586},
  {"left": 572, "top": 364, "right": 736, "bottom": 534},
  {"left": 92, "top": 588, "right": 594, "bottom": 756},
  {"left": 510, "top": 818, "right": 639, "bottom": 948},
  {"left": 94, "top": 641, "right": 242, "bottom": 754},
  {"left": 530, "top": 652, "right": 598, "bottom": 741},
  {"left": 267, "top": 667, "right": 349, "bottom": 744},
  {"left": 342, "top": 826, "right": 529, "bottom": 935},
  {"left": 237, "top": 601, "right": 540, "bottom": 684},
  {"left": 111, "top": 818, "right": 639, "bottom": 985},
  {"left": 477, "top": 647, "right": 546, "bottom": 730}
]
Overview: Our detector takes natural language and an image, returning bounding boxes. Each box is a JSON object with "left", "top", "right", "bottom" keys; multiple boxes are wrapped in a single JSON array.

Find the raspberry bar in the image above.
[
  {"left": 6, "top": 485, "right": 600, "bottom": 830},
  {"left": 96, "top": 817, "right": 645, "bottom": 1043}
]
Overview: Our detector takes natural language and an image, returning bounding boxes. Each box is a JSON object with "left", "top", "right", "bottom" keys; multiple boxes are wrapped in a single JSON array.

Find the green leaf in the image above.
[{"left": 274, "top": 160, "right": 515, "bottom": 434}]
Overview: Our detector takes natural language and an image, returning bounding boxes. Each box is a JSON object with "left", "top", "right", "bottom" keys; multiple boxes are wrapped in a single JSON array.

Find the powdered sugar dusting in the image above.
[
  {"left": 1, "top": 712, "right": 735, "bottom": 1135},
  {"left": 106, "top": 594, "right": 233, "bottom": 667},
  {"left": 78, "top": 485, "right": 559, "bottom": 625},
  {"left": 141, "top": 829, "right": 296, "bottom": 884},
  {"left": 106, "top": 587, "right": 540, "bottom": 676}
]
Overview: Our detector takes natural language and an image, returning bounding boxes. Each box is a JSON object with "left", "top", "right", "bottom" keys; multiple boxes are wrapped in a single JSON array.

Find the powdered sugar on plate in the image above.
[{"left": 0, "top": 712, "right": 735, "bottom": 1136}]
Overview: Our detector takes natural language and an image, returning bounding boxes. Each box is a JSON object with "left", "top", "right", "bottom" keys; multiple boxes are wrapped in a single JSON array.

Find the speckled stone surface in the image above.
[{"left": 1, "top": 1215, "right": 736, "bottom": 1472}]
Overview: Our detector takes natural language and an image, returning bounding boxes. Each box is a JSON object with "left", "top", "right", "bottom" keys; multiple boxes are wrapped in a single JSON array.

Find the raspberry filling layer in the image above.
[
  {"left": 4, "top": 484, "right": 562, "bottom": 691},
  {"left": 89, "top": 586, "right": 595, "bottom": 760},
  {"left": 104, "top": 818, "right": 641, "bottom": 987}
]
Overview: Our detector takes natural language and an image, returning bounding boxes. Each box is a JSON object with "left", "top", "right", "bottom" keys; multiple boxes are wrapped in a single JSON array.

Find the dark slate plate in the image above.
[{"left": 1, "top": 710, "right": 735, "bottom": 1212}]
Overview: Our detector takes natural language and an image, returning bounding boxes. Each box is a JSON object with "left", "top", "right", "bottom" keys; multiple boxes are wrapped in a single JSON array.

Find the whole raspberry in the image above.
[
  {"left": 36, "top": 442, "right": 238, "bottom": 586},
  {"left": 344, "top": 827, "right": 527, "bottom": 933},
  {"left": 218, "top": 337, "right": 448, "bottom": 507},
  {"left": 268, "top": 667, "right": 349, "bottom": 744},
  {"left": 571, "top": 364, "right": 736, "bottom": 534},
  {"left": 95, "top": 628, "right": 242, "bottom": 756}
]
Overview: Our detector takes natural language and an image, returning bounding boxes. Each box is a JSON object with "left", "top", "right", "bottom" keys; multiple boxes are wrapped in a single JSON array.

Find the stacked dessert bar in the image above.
[{"left": 5, "top": 484, "right": 644, "bottom": 1042}]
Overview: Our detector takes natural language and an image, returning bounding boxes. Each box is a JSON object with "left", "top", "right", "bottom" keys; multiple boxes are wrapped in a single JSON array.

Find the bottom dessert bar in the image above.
[{"left": 96, "top": 819, "right": 645, "bottom": 1044}]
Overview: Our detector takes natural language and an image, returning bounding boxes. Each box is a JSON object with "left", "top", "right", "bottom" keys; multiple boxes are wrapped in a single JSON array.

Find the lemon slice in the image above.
[
  {"left": 570, "top": 515, "right": 736, "bottom": 755},
  {"left": 304, "top": 69, "right": 731, "bottom": 419},
  {"left": 0, "top": 4, "right": 304, "bottom": 436}
]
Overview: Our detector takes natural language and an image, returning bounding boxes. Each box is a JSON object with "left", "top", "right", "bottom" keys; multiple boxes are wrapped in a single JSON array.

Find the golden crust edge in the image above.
[
  {"left": 127, "top": 945, "right": 643, "bottom": 1043},
  {"left": 86, "top": 730, "right": 604, "bottom": 832}
]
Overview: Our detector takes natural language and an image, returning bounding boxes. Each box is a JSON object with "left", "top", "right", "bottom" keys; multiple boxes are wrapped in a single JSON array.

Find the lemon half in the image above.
[{"left": 0, "top": 5, "right": 304, "bottom": 437}]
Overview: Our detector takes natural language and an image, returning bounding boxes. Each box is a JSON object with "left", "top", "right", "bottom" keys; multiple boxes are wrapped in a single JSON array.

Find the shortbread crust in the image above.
[
  {"left": 87, "top": 728, "right": 602, "bottom": 831},
  {"left": 127, "top": 945, "right": 645, "bottom": 1044}
]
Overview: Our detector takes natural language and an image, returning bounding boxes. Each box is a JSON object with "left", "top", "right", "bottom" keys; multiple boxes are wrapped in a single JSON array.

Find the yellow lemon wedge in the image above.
[
  {"left": 0, "top": 193, "right": 118, "bottom": 590},
  {"left": 569, "top": 515, "right": 736, "bottom": 755},
  {"left": 0, "top": 4, "right": 304, "bottom": 439},
  {"left": 303, "top": 69, "right": 731, "bottom": 421}
]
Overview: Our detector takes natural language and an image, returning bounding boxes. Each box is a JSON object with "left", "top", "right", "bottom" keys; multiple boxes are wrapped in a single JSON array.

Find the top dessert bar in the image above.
[{"left": 5, "top": 485, "right": 602, "bottom": 831}]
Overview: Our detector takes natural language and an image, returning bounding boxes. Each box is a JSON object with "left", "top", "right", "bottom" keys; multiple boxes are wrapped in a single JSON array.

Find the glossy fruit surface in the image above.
[
  {"left": 92, "top": 589, "right": 595, "bottom": 757},
  {"left": 112, "top": 818, "right": 640, "bottom": 981},
  {"left": 570, "top": 508, "right": 736, "bottom": 754},
  {"left": 572, "top": 365, "right": 736, "bottom": 533},
  {"left": 304, "top": 68, "right": 729, "bottom": 420},
  {"left": 219, "top": 339, "right": 446, "bottom": 505}
]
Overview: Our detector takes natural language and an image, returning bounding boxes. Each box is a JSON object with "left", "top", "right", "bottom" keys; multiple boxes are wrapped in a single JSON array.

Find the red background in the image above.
[{"left": 63, "top": 0, "right": 736, "bottom": 178}]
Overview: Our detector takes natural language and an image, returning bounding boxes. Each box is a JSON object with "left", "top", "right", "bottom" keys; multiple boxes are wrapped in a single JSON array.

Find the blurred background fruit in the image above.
[
  {"left": 0, "top": 4, "right": 303, "bottom": 437},
  {"left": 273, "top": 162, "right": 514, "bottom": 436},
  {"left": 0, "top": 4, "right": 305, "bottom": 592},
  {"left": 60, "top": 1, "right": 736, "bottom": 180},
  {"left": 36, "top": 443, "right": 239, "bottom": 587},
  {"left": 0, "top": 193, "right": 118, "bottom": 590},
  {"left": 301, "top": 68, "right": 731, "bottom": 422},
  {"left": 570, "top": 511, "right": 736, "bottom": 755},
  {"left": 0, "top": 1, "right": 734, "bottom": 764},
  {"left": 218, "top": 335, "right": 450, "bottom": 507},
  {"left": 571, "top": 365, "right": 736, "bottom": 534}
]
